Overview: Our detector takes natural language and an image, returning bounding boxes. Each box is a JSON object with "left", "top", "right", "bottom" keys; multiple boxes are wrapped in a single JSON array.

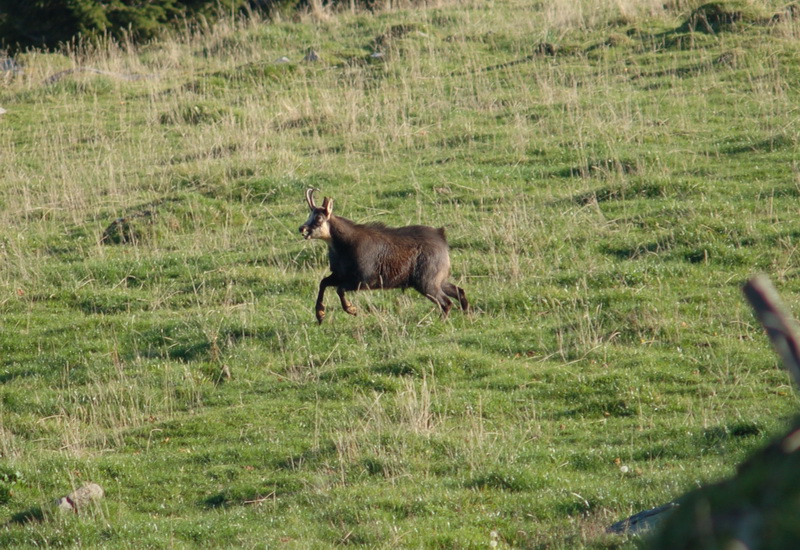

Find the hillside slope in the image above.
[{"left": 2, "top": 1, "right": 800, "bottom": 548}]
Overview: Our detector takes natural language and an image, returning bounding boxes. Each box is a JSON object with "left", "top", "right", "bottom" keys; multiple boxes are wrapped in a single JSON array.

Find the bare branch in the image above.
[{"left": 742, "top": 274, "right": 800, "bottom": 390}]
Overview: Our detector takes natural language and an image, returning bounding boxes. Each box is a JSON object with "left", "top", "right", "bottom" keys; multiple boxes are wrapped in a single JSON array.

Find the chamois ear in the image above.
[{"left": 322, "top": 197, "right": 333, "bottom": 216}]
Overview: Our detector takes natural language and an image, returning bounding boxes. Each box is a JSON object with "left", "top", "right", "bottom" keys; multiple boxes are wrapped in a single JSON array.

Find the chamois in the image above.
[{"left": 299, "top": 189, "right": 469, "bottom": 324}]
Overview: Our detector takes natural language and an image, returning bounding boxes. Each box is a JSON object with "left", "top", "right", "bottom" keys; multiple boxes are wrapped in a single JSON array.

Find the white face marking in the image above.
[{"left": 300, "top": 210, "right": 332, "bottom": 242}]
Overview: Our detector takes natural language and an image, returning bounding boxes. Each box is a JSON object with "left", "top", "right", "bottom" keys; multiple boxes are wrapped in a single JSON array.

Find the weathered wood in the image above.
[{"left": 742, "top": 274, "right": 800, "bottom": 390}]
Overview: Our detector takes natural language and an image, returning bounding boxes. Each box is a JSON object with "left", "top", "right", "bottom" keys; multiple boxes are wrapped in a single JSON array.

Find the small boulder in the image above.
[
  {"left": 55, "top": 483, "right": 104, "bottom": 513},
  {"left": 607, "top": 501, "right": 679, "bottom": 535}
]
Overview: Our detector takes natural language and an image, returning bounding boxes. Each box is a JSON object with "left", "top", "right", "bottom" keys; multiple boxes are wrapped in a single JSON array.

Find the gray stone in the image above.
[
  {"left": 607, "top": 502, "right": 679, "bottom": 535},
  {"left": 55, "top": 483, "right": 104, "bottom": 513}
]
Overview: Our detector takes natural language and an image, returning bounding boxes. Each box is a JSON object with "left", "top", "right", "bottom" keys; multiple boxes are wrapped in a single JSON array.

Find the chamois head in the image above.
[{"left": 299, "top": 188, "right": 333, "bottom": 242}]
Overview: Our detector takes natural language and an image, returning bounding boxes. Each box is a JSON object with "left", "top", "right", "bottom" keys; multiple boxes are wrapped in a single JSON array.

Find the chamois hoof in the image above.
[{"left": 344, "top": 306, "right": 358, "bottom": 316}]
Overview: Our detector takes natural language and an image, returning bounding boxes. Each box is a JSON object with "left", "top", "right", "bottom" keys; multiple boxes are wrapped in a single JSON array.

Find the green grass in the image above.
[{"left": 2, "top": 0, "right": 800, "bottom": 547}]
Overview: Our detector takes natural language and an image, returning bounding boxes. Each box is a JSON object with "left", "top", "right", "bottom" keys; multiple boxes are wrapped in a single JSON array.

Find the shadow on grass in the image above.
[{"left": 7, "top": 506, "right": 45, "bottom": 525}]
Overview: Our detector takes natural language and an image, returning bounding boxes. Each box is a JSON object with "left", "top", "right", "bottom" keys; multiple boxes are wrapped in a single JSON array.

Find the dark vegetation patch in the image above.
[
  {"left": 372, "top": 24, "right": 418, "bottom": 51},
  {"left": 702, "top": 421, "right": 764, "bottom": 443},
  {"left": 274, "top": 114, "right": 329, "bottom": 132},
  {"left": 465, "top": 467, "right": 546, "bottom": 492},
  {"left": 658, "top": 31, "right": 721, "bottom": 51},
  {"left": 68, "top": 289, "right": 146, "bottom": 314},
  {"left": 167, "top": 143, "right": 240, "bottom": 165},
  {"left": 771, "top": 2, "right": 800, "bottom": 23},
  {"left": 42, "top": 76, "right": 116, "bottom": 96},
  {"left": 203, "top": 474, "right": 307, "bottom": 508},
  {"left": 438, "top": 132, "right": 495, "bottom": 149},
  {"left": 722, "top": 134, "right": 798, "bottom": 154},
  {"left": 345, "top": 373, "right": 399, "bottom": 393},
  {"left": 633, "top": 441, "right": 693, "bottom": 461},
  {"left": 361, "top": 455, "right": 404, "bottom": 478},
  {"left": 373, "top": 349, "right": 491, "bottom": 379},
  {"left": 373, "top": 496, "right": 431, "bottom": 519},
  {"left": 600, "top": 237, "right": 676, "bottom": 261},
  {"left": 678, "top": 2, "right": 770, "bottom": 33},
  {"left": 0, "top": 0, "right": 253, "bottom": 53},
  {"left": 274, "top": 441, "right": 338, "bottom": 471},
  {"left": 0, "top": 466, "right": 23, "bottom": 506},
  {"left": 587, "top": 32, "right": 635, "bottom": 51},
  {"left": 601, "top": 236, "right": 757, "bottom": 266},
  {"left": 566, "top": 395, "right": 635, "bottom": 418},
  {"left": 159, "top": 102, "right": 232, "bottom": 125},
  {"left": 539, "top": 374, "right": 639, "bottom": 419},
  {"left": 557, "top": 158, "right": 641, "bottom": 179},
  {"left": 212, "top": 61, "right": 298, "bottom": 84},
  {"left": 100, "top": 211, "right": 155, "bottom": 245},
  {"left": 126, "top": 322, "right": 217, "bottom": 362},
  {"left": 7, "top": 507, "right": 45, "bottom": 525},
  {"left": 0, "top": 484, "right": 12, "bottom": 505},
  {"left": 226, "top": 173, "right": 343, "bottom": 204},
  {"left": 713, "top": 48, "right": 744, "bottom": 68},
  {"left": 569, "top": 181, "right": 673, "bottom": 206},
  {"left": 534, "top": 42, "right": 558, "bottom": 56}
]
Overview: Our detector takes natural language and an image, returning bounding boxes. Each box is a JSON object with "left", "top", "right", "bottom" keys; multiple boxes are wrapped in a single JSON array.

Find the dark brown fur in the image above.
[{"left": 300, "top": 189, "right": 469, "bottom": 323}]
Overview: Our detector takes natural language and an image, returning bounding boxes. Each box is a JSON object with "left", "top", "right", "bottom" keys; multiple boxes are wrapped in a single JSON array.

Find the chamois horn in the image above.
[{"left": 306, "top": 188, "right": 318, "bottom": 209}]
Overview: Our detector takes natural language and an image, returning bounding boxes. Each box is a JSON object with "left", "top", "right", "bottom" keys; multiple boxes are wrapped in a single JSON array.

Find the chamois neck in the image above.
[{"left": 327, "top": 215, "right": 359, "bottom": 246}]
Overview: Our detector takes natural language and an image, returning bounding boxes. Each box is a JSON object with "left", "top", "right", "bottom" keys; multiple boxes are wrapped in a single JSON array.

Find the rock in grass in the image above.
[
  {"left": 55, "top": 483, "right": 104, "bottom": 513},
  {"left": 607, "top": 502, "right": 679, "bottom": 535}
]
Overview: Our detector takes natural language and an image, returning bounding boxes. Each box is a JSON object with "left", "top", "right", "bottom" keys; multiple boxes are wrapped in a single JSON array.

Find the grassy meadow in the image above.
[{"left": 2, "top": 0, "right": 800, "bottom": 547}]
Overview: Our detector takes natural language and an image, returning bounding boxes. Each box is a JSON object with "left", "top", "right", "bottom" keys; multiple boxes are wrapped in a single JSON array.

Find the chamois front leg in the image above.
[
  {"left": 316, "top": 274, "right": 339, "bottom": 324},
  {"left": 337, "top": 287, "right": 357, "bottom": 316}
]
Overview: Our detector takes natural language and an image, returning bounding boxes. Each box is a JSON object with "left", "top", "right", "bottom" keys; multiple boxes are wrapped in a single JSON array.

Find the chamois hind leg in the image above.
[
  {"left": 315, "top": 274, "right": 339, "bottom": 324},
  {"left": 422, "top": 290, "right": 453, "bottom": 318},
  {"left": 337, "top": 287, "right": 358, "bottom": 316},
  {"left": 443, "top": 282, "right": 469, "bottom": 312}
]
